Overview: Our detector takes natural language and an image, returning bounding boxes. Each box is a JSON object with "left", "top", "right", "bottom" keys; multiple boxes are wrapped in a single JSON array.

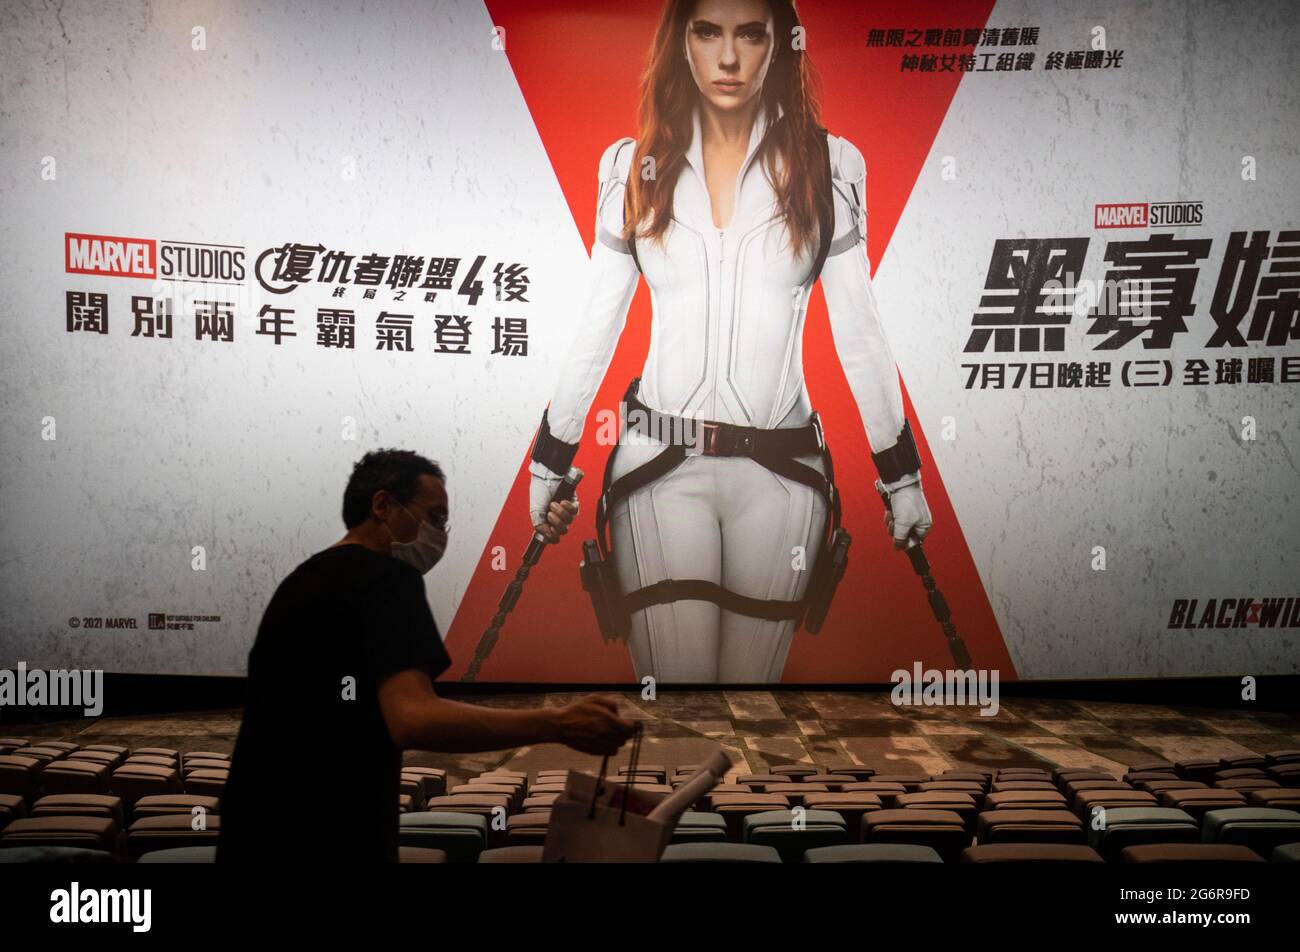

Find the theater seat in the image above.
[
  {"left": 896, "top": 792, "right": 977, "bottom": 832},
  {"left": 802, "top": 774, "right": 855, "bottom": 791},
  {"left": 522, "top": 793, "right": 560, "bottom": 813},
  {"left": 183, "top": 751, "right": 230, "bottom": 765},
  {"left": 12, "top": 747, "right": 65, "bottom": 766},
  {"left": 505, "top": 812, "right": 550, "bottom": 846},
  {"left": 1120, "top": 843, "right": 1264, "bottom": 863},
  {"left": 842, "top": 782, "right": 907, "bottom": 807},
  {"left": 1160, "top": 788, "right": 1247, "bottom": 820},
  {"left": 738, "top": 773, "right": 796, "bottom": 789},
  {"left": 975, "top": 809, "right": 1085, "bottom": 845},
  {"left": 1267, "top": 764, "right": 1300, "bottom": 787},
  {"left": 1073, "top": 789, "right": 1157, "bottom": 818},
  {"left": 919, "top": 780, "right": 986, "bottom": 801},
  {"left": 1087, "top": 807, "right": 1199, "bottom": 860},
  {"left": 31, "top": 794, "right": 125, "bottom": 828},
  {"left": 742, "top": 809, "right": 848, "bottom": 862},
  {"left": 802, "top": 793, "right": 883, "bottom": 838},
  {"left": 1201, "top": 807, "right": 1300, "bottom": 856},
  {"left": 110, "top": 764, "right": 182, "bottom": 806},
  {"left": 990, "top": 781, "right": 1057, "bottom": 793},
  {"left": 138, "top": 846, "right": 217, "bottom": 863},
  {"left": 132, "top": 795, "right": 220, "bottom": 819},
  {"left": 1124, "top": 769, "right": 1178, "bottom": 784},
  {"left": 1215, "top": 778, "right": 1280, "bottom": 794},
  {"left": 763, "top": 783, "right": 828, "bottom": 806},
  {"left": 1214, "top": 768, "right": 1267, "bottom": 783},
  {"left": 182, "top": 758, "right": 230, "bottom": 774},
  {"left": 0, "top": 756, "right": 42, "bottom": 798},
  {"left": 1136, "top": 779, "right": 1206, "bottom": 795},
  {"left": 0, "top": 846, "right": 113, "bottom": 864},
  {"left": 398, "top": 847, "right": 447, "bottom": 863},
  {"left": 478, "top": 846, "right": 544, "bottom": 863},
  {"left": 769, "top": 766, "right": 818, "bottom": 780},
  {"left": 802, "top": 843, "right": 943, "bottom": 864},
  {"left": 826, "top": 764, "right": 878, "bottom": 780},
  {"left": 862, "top": 809, "right": 969, "bottom": 863},
  {"left": 0, "top": 793, "right": 28, "bottom": 831},
  {"left": 660, "top": 843, "right": 782, "bottom": 863},
  {"left": 670, "top": 812, "right": 728, "bottom": 844},
  {"left": 422, "top": 794, "right": 511, "bottom": 823},
  {"left": 28, "top": 741, "right": 75, "bottom": 756},
  {"left": 125, "top": 815, "right": 221, "bottom": 859},
  {"left": 1271, "top": 842, "right": 1300, "bottom": 862},
  {"left": 708, "top": 793, "right": 791, "bottom": 840},
  {"left": 984, "top": 790, "right": 1067, "bottom": 811},
  {"left": 400, "top": 767, "right": 448, "bottom": 800},
  {"left": 1219, "top": 755, "right": 1267, "bottom": 770},
  {"left": 398, "top": 811, "right": 489, "bottom": 863},
  {"left": 865, "top": 774, "right": 927, "bottom": 791},
  {"left": 1249, "top": 789, "right": 1300, "bottom": 810},
  {"left": 961, "top": 844, "right": 1103, "bottom": 864},
  {"left": 183, "top": 768, "right": 228, "bottom": 798},
  {"left": 41, "top": 760, "right": 111, "bottom": 796},
  {"left": 995, "top": 769, "right": 1053, "bottom": 781},
  {"left": 1174, "top": 760, "right": 1221, "bottom": 784},
  {"left": 0, "top": 816, "right": 120, "bottom": 854},
  {"left": 134, "top": 748, "right": 179, "bottom": 762},
  {"left": 82, "top": 745, "right": 128, "bottom": 758},
  {"left": 450, "top": 783, "right": 517, "bottom": 811},
  {"left": 67, "top": 750, "right": 124, "bottom": 770}
]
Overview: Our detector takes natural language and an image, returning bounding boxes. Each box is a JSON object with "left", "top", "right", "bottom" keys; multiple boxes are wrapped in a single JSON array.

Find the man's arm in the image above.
[{"left": 377, "top": 668, "right": 634, "bottom": 755}]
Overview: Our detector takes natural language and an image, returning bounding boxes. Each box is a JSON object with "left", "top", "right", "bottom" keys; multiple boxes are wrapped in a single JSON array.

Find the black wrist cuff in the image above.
[
  {"left": 871, "top": 420, "right": 922, "bottom": 484},
  {"left": 530, "top": 408, "right": 579, "bottom": 475}
]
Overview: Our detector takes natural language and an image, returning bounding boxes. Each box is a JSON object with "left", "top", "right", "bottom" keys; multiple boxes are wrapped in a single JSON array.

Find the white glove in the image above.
[
  {"left": 883, "top": 474, "right": 932, "bottom": 549},
  {"left": 528, "top": 461, "right": 579, "bottom": 544}
]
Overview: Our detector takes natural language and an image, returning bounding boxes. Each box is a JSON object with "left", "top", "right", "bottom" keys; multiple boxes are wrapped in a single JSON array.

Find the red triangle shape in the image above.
[{"left": 445, "top": 0, "right": 1016, "bottom": 683}]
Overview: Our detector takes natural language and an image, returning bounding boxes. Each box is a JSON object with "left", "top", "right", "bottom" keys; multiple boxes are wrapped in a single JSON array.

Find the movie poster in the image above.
[{"left": 1, "top": 0, "right": 1296, "bottom": 682}]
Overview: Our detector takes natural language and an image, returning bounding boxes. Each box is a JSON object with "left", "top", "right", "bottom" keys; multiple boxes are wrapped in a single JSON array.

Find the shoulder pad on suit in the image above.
[
  {"left": 598, "top": 136, "right": 637, "bottom": 186},
  {"left": 595, "top": 137, "right": 637, "bottom": 254},
  {"left": 828, "top": 133, "right": 866, "bottom": 185},
  {"left": 825, "top": 133, "right": 867, "bottom": 257}
]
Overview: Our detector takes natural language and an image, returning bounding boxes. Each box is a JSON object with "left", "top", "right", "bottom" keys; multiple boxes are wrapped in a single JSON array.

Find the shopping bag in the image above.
[{"left": 541, "top": 728, "right": 731, "bottom": 863}]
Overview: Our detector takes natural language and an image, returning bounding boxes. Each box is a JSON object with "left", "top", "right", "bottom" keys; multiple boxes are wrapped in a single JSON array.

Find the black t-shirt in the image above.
[{"left": 218, "top": 543, "right": 451, "bottom": 863}]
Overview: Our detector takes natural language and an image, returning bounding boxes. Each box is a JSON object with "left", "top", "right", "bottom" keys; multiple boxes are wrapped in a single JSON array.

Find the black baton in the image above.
[
  {"left": 462, "top": 467, "right": 584, "bottom": 681},
  {"left": 875, "top": 479, "right": 972, "bottom": 669}
]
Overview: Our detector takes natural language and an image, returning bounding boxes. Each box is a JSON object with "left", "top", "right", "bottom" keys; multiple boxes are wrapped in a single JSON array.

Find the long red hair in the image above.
[{"left": 622, "top": 0, "right": 829, "bottom": 261}]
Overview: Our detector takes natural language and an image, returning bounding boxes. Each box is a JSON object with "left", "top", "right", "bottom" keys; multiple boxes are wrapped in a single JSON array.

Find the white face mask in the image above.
[{"left": 388, "top": 503, "right": 448, "bottom": 575}]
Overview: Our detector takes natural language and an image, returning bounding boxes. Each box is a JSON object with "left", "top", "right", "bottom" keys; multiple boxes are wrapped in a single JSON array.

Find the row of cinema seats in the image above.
[{"left": 3, "top": 737, "right": 1300, "bottom": 863}]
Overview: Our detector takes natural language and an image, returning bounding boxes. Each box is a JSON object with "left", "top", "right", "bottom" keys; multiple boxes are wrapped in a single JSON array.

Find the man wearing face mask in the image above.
[{"left": 219, "top": 448, "right": 634, "bottom": 863}]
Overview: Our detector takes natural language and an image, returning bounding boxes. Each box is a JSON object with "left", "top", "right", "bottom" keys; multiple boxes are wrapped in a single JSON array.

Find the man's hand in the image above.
[
  {"left": 529, "top": 470, "right": 579, "bottom": 544},
  {"left": 883, "top": 482, "right": 933, "bottom": 549},
  {"left": 552, "top": 694, "right": 637, "bottom": 756}
]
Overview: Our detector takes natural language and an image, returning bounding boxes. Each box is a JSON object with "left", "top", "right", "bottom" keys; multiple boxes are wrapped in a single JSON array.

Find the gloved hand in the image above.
[
  {"left": 529, "top": 463, "right": 580, "bottom": 544},
  {"left": 882, "top": 474, "right": 932, "bottom": 549}
]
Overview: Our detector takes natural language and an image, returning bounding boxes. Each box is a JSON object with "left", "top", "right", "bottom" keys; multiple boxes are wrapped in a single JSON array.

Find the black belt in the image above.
[
  {"left": 591, "top": 377, "right": 842, "bottom": 625},
  {"left": 623, "top": 382, "right": 825, "bottom": 459}
]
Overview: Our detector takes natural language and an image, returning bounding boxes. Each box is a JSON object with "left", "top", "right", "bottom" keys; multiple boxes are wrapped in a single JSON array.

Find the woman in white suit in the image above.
[{"left": 529, "top": 0, "right": 932, "bottom": 683}]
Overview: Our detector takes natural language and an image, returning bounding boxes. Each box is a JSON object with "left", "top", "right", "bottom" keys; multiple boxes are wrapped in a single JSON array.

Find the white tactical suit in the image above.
[{"left": 530, "top": 100, "right": 931, "bottom": 683}]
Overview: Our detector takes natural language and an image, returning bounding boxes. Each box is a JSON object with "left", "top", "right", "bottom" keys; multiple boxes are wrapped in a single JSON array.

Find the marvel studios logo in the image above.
[
  {"left": 1095, "top": 202, "right": 1205, "bottom": 228},
  {"left": 65, "top": 232, "right": 245, "bottom": 284}
]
